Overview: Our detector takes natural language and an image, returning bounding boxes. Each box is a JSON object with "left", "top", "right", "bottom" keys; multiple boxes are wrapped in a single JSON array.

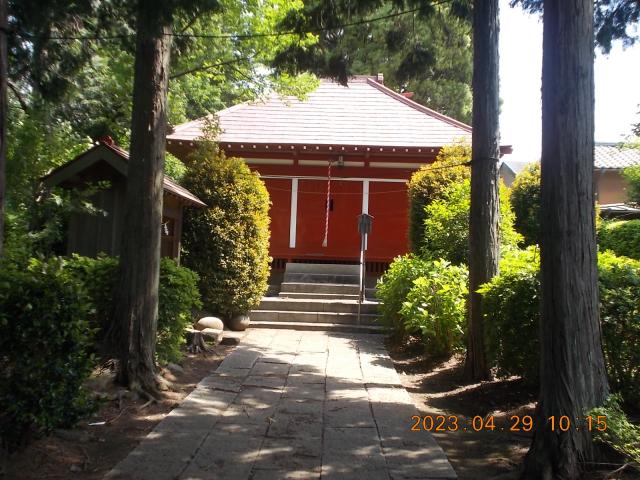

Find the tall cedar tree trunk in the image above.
[
  {"left": 522, "top": 0, "right": 609, "bottom": 478},
  {"left": 465, "top": 0, "right": 500, "bottom": 381},
  {"left": 0, "top": 0, "right": 7, "bottom": 257},
  {"left": 113, "top": 1, "right": 172, "bottom": 396}
]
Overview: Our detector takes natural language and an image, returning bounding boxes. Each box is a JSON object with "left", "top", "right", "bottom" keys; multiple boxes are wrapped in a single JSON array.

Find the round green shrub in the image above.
[
  {"left": 509, "top": 163, "right": 540, "bottom": 246},
  {"left": 480, "top": 249, "right": 640, "bottom": 408},
  {"left": 408, "top": 144, "right": 471, "bottom": 252},
  {"left": 376, "top": 254, "right": 431, "bottom": 338},
  {"left": 598, "top": 220, "right": 640, "bottom": 260},
  {"left": 399, "top": 259, "right": 468, "bottom": 356},
  {"left": 422, "top": 179, "right": 522, "bottom": 264},
  {"left": 65, "top": 255, "right": 202, "bottom": 364},
  {"left": 181, "top": 145, "right": 271, "bottom": 318},
  {"left": 479, "top": 247, "right": 541, "bottom": 383},
  {"left": 0, "top": 258, "right": 96, "bottom": 449}
]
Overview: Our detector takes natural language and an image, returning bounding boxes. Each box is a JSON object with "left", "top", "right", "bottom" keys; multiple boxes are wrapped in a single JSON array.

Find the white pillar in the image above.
[{"left": 289, "top": 178, "right": 298, "bottom": 248}]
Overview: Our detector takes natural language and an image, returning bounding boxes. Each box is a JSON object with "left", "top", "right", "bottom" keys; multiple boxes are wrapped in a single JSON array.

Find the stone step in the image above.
[
  {"left": 280, "top": 282, "right": 360, "bottom": 295},
  {"left": 283, "top": 273, "right": 360, "bottom": 284},
  {"left": 284, "top": 263, "right": 360, "bottom": 276},
  {"left": 250, "top": 321, "right": 386, "bottom": 334},
  {"left": 250, "top": 310, "right": 380, "bottom": 326},
  {"left": 258, "top": 297, "right": 379, "bottom": 315},
  {"left": 279, "top": 292, "right": 360, "bottom": 301}
]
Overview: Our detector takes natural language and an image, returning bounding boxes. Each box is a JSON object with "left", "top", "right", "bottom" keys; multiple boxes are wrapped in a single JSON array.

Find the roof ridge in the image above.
[{"left": 364, "top": 77, "right": 472, "bottom": 132}]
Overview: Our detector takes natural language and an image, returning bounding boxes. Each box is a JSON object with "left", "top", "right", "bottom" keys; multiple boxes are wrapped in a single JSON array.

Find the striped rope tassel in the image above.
[{"left": 322, "top": 160, "right": 332, "bottom": 247}]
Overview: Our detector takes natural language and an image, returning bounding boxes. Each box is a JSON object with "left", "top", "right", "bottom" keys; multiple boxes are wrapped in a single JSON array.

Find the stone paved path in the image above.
[{"left": 106, "top": 329, "right": 456, "bottom": 480}]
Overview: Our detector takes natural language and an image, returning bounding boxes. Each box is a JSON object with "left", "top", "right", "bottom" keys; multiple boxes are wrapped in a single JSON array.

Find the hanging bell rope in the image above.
[{"left": 322, "top": 160, "right": 332, "bottom": 247}]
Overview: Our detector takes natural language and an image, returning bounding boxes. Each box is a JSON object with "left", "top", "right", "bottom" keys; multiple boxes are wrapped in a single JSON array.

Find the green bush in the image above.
[
  {"left": 400, "top": 259, "right": 468, "bottom": 355},
  {"left": 422, "top": 179, "right": 521, "bottom": 264},
  {"left": 0, "top": 258, "right": 96, "bottom": 449},
  {"left": 598, "top": 220, "right": 640, "bottom": 260},
  {"left": 157, "top": 259, "right": 202, "bottom": 363},
  {"left": 621, "top": 164, "right": 640, "bottom": 204},
  {"left": 480, "top": 250, "right": 640, "bottom": 408},
  {"left": 64, "top": 255, "right": 202, "bottom": 364},
  {"left": 407, "top": 144, "right": 471, "bottom": 252},
  {"left": 181, "top": 143, "right": 271, "bottom": 318},
  {"left": 598, "top": 251, "right": 640, "bottom": 406},
  {"left": 376, "top": 255, "right": 431, "bottom": 338},
  {"left": 509, "top": 163, "right": 540, "bottom": 246},
  {"left": 479, "top": 247, "right": 541, "bottom": 383}
]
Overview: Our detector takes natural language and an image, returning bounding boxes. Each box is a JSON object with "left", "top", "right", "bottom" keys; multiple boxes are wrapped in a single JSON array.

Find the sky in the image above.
[{"left": 499, "top": 0, "right": 640, "bottom": 163}]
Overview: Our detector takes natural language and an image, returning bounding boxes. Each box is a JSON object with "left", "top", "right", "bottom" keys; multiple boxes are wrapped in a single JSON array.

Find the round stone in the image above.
[
  {"left": 227, "top": 314, "right": 250, "bottom": 331},
  {"left": 195, "top": 316, "right": 224, "bottom": 331}
]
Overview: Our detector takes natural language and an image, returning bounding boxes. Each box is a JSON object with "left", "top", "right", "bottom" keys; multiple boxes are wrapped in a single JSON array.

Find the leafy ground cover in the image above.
[
  {"left": 0, "top": 343, "right": 237, "bottom": 479},
  {"left": 389, "top": 337, "right": 639, "bottom": 480}
]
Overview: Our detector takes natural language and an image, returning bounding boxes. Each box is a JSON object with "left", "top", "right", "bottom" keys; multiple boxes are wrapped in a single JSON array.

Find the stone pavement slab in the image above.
[{"left": 105, "top": 329, "right": 456, "bottom": 480}]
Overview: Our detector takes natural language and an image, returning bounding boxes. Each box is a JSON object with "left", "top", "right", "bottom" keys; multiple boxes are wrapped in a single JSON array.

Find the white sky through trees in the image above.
[{"left": 499, "top": 0, "right": 640, "bottom": 162}]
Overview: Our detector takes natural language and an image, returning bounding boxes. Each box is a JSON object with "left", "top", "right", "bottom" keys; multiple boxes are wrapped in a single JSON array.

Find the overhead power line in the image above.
[{"left": 13, "top": 1, "right": 452, "bottom": 43}]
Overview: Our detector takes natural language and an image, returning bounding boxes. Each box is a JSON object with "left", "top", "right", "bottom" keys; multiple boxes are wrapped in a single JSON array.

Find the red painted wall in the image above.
[{"left": 167, "top": 143, "right": 435, "bottom": 264}]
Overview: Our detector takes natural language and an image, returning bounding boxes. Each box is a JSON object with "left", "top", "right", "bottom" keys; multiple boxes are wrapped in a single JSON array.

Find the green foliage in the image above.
[
  {"left": 0, "top": 258, "right": 96, "bottom": 449},
  {"left": 480, "top": 250, "right": 640, "bottom": 408},
  {"left": 64, "top": 256, "right": 202, "bottom": 364},
  {"left": 510, "top": 163, "right": 541, "bottom": 246},
  {"left": 599, "top": 220, "right": 640, "bottom": 260},
  {"left": 598, "top": 252, "right": 640, "bottom": 407},
  {"left": 422, "top": 179, "right": 522, "bottom": 264},
  {"left": 589, "top": 395, "right": 640, "bottom": 468},
  {"left": 400, "top": 260, "right": 468, "bottom": 356},
  {"left": 377, "top": 255, "right": 432, "bottom": 338},
  {"left": 165, "top": 152, "right": 188, "bottom": 183},
  {"left": 479, "top": 247, "right": 541, "bottom": 383},
  {"left": 181, "top": 143, "right": 271, "bottom": 318},
  {"left": 407, "top": 144, "right": 471, "bottom": 252},
  {"left": 157, "top": 259, "right": 203, "bottom": 363},
  {"left": 272, "top": 1, "right": 473, "bottom": 122},
  {"left": 621, "top": 165, "right": 640, "bottom": 205}
]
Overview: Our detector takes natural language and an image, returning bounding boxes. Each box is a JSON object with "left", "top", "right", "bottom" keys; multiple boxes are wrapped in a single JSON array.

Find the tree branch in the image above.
[
  {"left": 7, "top": 80, "right": 28, "bottom": 112},
  {"left": 170, "top": 58, "right": 241, "bottom": 80}
]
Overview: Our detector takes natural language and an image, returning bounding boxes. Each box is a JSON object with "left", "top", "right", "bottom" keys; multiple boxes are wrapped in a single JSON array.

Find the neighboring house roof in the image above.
[
  {"left": 168, "top": 76, "right": 483, "bottom": 150},
  {"left": 501, "top": 158, "right": 533, "bottom": 177},
  {"left": 42, "top": 140, "right": 206, "bottom": 208},
  {"left": 594, "top": 142, "right": 640, "bottom": 170}
]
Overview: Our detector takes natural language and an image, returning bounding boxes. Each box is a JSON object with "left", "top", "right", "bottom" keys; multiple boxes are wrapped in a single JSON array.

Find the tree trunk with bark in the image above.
[
  {"left": 465, "top": 0, "right": 500, "bottom": 381},
  {"left": 0, "top": 0, "right": 8, "bottom": 257},
  {"left": 522, "top": 0, "right": 609, "bottom": 478},
  {"left": 113, "top": 0, "right": 172, "bottom": 397}
]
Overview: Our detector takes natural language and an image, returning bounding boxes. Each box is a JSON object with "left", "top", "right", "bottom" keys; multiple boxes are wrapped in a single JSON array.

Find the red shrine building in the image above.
[{"left": 167, "top": 75, "right": 500, "bottom": 271}]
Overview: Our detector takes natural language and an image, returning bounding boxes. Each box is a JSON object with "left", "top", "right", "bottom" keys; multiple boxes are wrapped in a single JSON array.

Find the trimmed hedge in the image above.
[
  {"left": 181, "top": 144, "right": 271, "bottom": 318},
  {"left": 0, "top": 258, "right": 96, "bottom": 449},
  {"left": 65, "top": 255, "right": 202, "bottom": 364},
  {"left": 598, "top": 220, "right": 640, "bottom": 260},
  {"left": 407, "top": 144, "right": 470, "bottom": 252},
  {"left": 480, "top": 249, "right": 640, "bottom": 408}
]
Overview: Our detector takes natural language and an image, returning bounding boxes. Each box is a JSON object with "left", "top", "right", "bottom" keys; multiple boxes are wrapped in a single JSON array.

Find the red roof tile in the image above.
[{"left": 168, "top": 76, "right": 472, "bottom": 148}]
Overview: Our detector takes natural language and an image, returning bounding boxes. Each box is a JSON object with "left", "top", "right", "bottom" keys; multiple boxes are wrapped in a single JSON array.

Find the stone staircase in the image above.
[{"left": 250, "top": 263, "right": 384, "bottom": 333}]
